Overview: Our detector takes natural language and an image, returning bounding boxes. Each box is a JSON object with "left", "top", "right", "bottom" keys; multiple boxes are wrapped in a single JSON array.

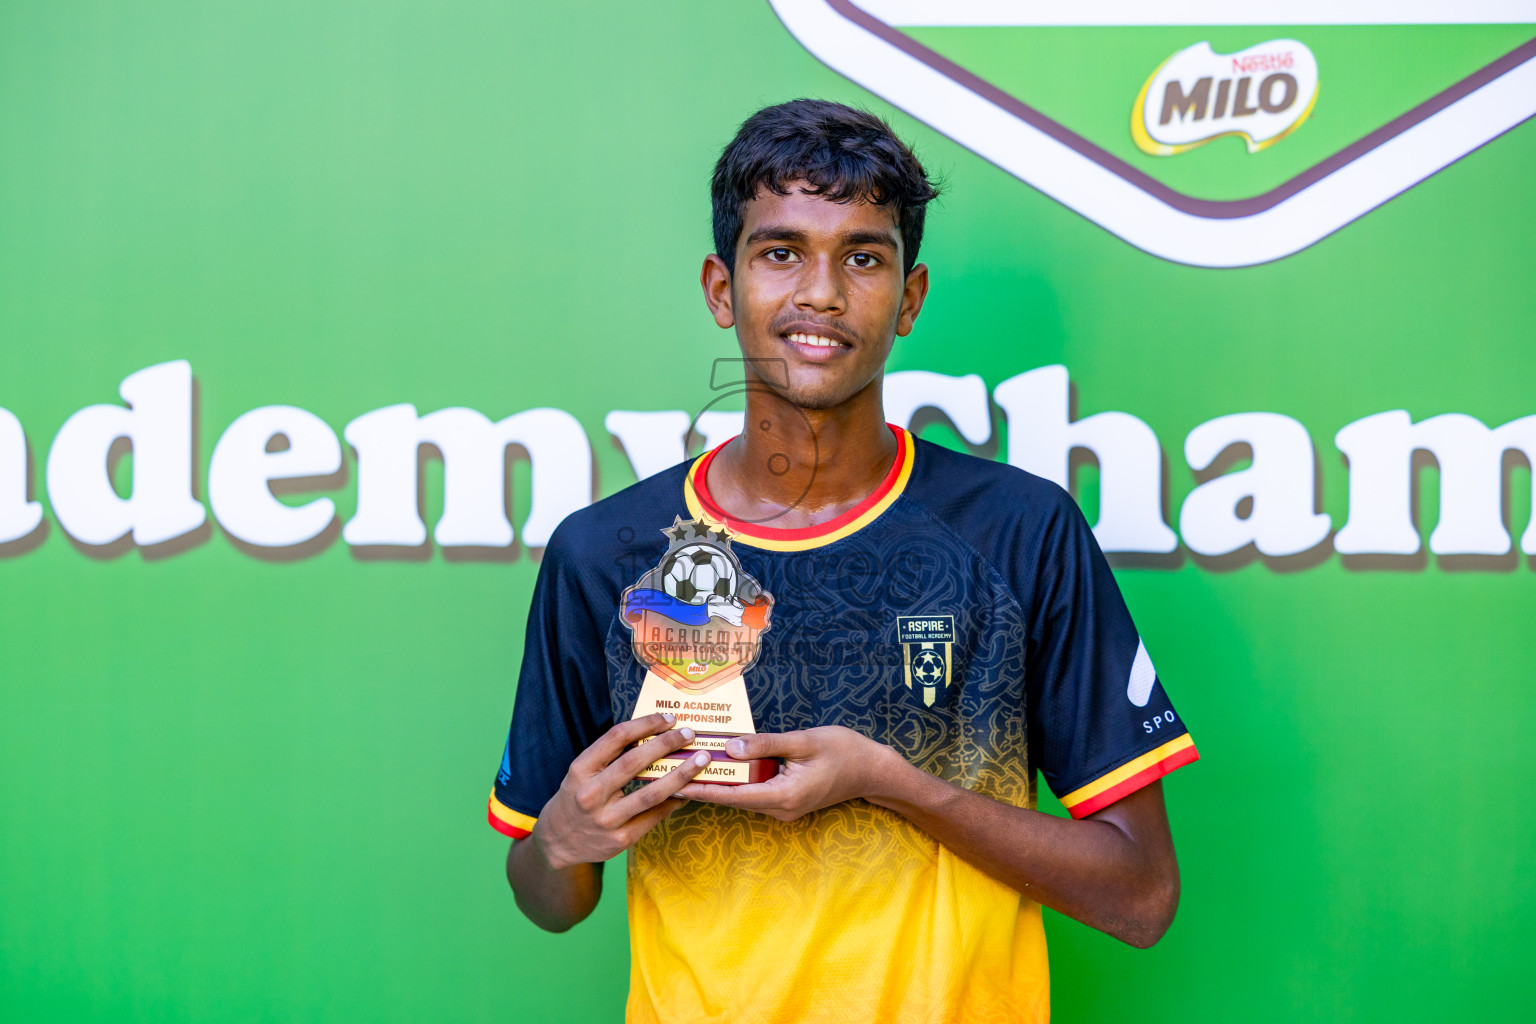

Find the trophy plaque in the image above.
[{"left": 620, "top": 517, "right": 776, "bottom": 785}]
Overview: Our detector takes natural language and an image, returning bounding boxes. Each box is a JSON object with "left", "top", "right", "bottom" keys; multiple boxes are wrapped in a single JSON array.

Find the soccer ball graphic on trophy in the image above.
[{"left": 660, "top": 543, "right": 736, "bottom": 605}]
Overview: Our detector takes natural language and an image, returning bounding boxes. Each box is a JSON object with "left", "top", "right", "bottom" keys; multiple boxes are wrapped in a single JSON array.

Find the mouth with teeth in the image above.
[{"left": 783, "top": 330, "right": 852, "bottom": 361}]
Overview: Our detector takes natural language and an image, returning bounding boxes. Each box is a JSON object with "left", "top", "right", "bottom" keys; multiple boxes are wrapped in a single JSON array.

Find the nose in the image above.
[{"left": 792, "top": 255, "right": 846, "bottom": 314}]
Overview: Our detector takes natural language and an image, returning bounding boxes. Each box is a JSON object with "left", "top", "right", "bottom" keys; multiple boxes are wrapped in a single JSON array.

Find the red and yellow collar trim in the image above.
[{"left": 683, "top": 424, "right": 914, "bottom": 552}]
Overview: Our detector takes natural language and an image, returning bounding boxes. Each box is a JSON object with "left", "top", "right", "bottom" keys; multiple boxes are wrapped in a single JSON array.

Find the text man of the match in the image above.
[{"left": 488, "top": 99, "right": 1198, "bottom": 1023}]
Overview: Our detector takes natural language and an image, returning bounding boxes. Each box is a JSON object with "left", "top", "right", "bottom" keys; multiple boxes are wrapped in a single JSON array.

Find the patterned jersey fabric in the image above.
[{"left": 489, "top": 426, "right": 1197, "bottom": 1023}]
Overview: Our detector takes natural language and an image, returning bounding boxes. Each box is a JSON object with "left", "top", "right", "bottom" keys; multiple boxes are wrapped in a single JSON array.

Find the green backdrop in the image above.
[{"left": 2, "top": 3, "right": 1532, "bottom": 1021}]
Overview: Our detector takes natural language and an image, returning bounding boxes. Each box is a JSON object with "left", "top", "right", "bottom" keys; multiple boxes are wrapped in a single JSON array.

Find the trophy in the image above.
[{"left": 620, "top": 517, "right": 776, "bottom": 784}]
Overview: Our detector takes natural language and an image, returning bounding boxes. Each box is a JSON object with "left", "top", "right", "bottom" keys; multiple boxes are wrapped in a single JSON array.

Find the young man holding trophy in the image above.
[{"left": 489, "top": 100, "right": 1198, "bottom": 1023}]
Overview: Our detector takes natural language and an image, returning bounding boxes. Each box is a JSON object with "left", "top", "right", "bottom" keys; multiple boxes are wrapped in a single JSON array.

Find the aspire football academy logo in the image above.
[
  {"left": 896, "top": 614, "right": 955, "bottom": 707},
  {"left": 765, "top": 1, "right": 1536, "bottom": 267}
]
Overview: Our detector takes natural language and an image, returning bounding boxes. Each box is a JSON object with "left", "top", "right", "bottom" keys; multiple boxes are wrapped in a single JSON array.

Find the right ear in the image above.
[{"left": 700, "top": 254, "right": 735, "bottom": 329}]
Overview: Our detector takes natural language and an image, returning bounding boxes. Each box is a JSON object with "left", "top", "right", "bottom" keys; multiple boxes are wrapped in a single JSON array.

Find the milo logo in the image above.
[{"left": 1133, "top": 39, "right": 1319, "bottom": 156}]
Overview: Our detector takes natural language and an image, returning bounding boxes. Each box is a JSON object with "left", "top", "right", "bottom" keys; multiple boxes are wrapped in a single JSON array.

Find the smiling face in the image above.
[{"left": 702, "top": 184, "right": 929, "bottom": 411}]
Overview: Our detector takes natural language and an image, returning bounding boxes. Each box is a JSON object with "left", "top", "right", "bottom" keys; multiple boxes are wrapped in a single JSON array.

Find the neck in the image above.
[{"left": 705, "top": 376, "right": 899, "bottom": 531}]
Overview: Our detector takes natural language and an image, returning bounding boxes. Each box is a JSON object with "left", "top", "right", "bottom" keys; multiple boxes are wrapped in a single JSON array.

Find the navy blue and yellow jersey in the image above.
[{"left": 489, "top": 426, "right": 1197, "bottom": 1024}]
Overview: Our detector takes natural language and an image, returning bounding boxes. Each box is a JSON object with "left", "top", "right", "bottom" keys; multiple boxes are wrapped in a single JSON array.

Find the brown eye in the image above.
[
  {"left": 768, "top": 247, "right": 794, "bottom": 262},
  {"left": 847, "top": 252, "right": 877, "bottom": 268}
]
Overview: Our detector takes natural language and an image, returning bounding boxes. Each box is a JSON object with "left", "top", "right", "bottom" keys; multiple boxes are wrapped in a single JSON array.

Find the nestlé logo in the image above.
[{"left": 1133, "top": 39, "right": 1319, "bottom": 156}]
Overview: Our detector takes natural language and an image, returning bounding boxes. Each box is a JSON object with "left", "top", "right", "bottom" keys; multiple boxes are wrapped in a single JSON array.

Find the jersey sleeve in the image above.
[
  {"left": 1024, "top": 493, "right": 1198, "bottom": 819},
  {"left": 488, "top": 521, "right": 616, "bottom": 839}
]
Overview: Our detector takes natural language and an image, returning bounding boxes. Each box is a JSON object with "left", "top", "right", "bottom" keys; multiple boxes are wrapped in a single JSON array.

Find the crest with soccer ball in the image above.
[
  {"left": 897, "top": 614, "right": 957, "bottom": 707},
  {"left": 621, "top": 517, "right": 773, "bottom": 694}
]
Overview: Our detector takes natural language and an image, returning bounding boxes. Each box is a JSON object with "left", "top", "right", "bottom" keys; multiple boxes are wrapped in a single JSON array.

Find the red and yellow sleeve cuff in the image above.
[
  {"left": 1059, "top": 734, "right": 1199, "bottom": 819},
  {"left": 488, "top": 792, "right": 537, "bottom": 839}
]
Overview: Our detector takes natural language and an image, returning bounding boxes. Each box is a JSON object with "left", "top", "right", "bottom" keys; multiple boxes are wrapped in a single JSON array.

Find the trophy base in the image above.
[{"left": 637, "top": 747, "right": 778, "bottom": 785}]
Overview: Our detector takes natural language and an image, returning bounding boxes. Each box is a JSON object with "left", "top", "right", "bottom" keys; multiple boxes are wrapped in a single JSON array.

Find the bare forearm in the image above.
[
  {"left": 867, "top": 760, "right": 1179, "bottom": 947},
  {"left": 680, "top": 726, "right": 1181, "bottom": 946},
  {"left": 506, "top": 833, "right": 602, "bottom": 933}
]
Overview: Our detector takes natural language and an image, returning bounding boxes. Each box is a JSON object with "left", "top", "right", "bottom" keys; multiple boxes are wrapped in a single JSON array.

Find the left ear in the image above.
[
  {"left": 701, "top": 254, "right": 736, "bottom": 330},
  {"left": 895, "top": 263, "right": 930, "bottom": 338}
]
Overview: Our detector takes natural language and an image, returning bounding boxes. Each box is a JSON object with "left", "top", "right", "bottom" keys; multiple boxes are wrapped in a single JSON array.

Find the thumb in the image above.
[{"left": 726, "top": 731, "right": 810, "bottom": 760}]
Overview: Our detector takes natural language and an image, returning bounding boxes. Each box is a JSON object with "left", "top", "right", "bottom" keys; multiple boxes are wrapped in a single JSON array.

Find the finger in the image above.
[
  {"left": 675, "top": 775, "right": 788, "bottom": 809},
  {"left": 724, "top": 731, "right": 814, "bottom": 761},
  {"left": 570, "top": 713, "right": 677, "bottom": 776},
  {"left": 613, "top": 749, "right": 713, "bottom": 817},
  {"left": 593, "top": 726, "right": 698, "bottom": 791}
]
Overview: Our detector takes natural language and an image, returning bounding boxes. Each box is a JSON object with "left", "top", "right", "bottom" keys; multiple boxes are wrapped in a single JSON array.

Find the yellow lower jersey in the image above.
[{"left": 624, "top": 798, "right": 1050, "bottom": 1024}]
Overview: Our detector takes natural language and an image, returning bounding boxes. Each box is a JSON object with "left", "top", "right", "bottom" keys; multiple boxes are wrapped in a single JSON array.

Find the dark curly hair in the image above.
[{"left": 711, "top": 99, "right": 940, "bottom": 276}]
